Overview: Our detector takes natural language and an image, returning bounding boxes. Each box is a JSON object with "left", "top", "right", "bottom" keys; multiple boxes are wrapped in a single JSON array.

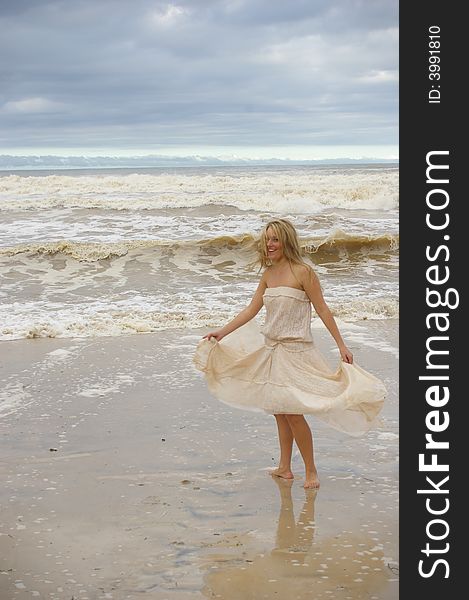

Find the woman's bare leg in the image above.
[
  {"left": 270, "top": 414, "right": 294, "bottom": 480},
  {"left": 285, "top": 414, "right": 320, "bottom": 489}
]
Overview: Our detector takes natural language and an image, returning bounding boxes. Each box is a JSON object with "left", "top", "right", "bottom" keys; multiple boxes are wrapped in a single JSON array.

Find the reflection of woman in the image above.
[
  {"left": 194, "top": 219, "right": 386, "bottom": 489},
  {"left": 271, "top": 478, "right": 317, "bottom": 557},
  {"left": 200, "top": 478, "right": 389, "bottom": 599}
]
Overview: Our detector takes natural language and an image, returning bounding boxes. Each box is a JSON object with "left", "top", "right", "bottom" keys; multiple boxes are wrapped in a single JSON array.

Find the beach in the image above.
[
  {"left": 0, "top": 164, "right": 399, "bottom": 598},
  {"left": 0, "top": 319, "right": 398, "bottom": 600}
]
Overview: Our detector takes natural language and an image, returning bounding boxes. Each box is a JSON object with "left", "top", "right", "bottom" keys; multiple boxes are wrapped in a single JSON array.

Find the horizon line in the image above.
[{"left": 0, "top": 152, "right": 399, "bottom": 171}]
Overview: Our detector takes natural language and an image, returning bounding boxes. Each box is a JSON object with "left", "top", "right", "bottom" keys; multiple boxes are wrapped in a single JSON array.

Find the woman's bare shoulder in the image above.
[
  {"left": 260, "top": 266, "right": 272, "bottom": 282},
  {"left": 292, "top": 261, "right": 315, "bottom": 279}
]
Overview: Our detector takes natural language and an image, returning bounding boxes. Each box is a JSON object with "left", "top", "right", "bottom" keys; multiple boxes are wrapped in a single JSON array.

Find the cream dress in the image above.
[{"left": 193, "top": 286, "right": 386, "bottom": 436}]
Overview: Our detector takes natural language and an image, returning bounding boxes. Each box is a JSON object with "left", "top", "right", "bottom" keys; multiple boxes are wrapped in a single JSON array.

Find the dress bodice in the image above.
[{"left": 261, "top": 286, "right": 313, "bottom": 343}]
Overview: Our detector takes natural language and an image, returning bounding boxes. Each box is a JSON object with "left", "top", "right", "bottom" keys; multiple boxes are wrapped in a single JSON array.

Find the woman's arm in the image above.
[
  {"left": 203, "top": 274, "right": 267, "bottom": 341},
  {"left": 300, "top": 265, "right": 353, "bottom": 364}
]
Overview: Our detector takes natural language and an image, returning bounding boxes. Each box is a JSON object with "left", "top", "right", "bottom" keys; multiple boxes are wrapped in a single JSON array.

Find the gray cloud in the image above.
[{"left": 0, "top": 0, "right": 398, "bottom": 151}]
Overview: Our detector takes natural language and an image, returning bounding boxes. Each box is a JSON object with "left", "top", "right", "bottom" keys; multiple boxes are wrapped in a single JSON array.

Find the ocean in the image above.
[{"left": 0, "top": 164, "right": 398, "bottom": 341}]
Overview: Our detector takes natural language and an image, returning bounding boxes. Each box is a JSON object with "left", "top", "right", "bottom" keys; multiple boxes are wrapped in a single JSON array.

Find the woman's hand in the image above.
[
  {"left": 339, "top": 345, "right": 353, "bottom": 364},
  {"left": 203, "top": 329, "right": 226, "bottom": 342}
]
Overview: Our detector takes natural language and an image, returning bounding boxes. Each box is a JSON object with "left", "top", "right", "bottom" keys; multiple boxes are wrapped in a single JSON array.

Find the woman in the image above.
[{"left": 193, "top": 219, "right": 385, "bottom": 489}]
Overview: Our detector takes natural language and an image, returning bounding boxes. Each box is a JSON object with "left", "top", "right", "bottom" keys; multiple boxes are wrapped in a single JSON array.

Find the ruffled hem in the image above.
[{"left": 193, "top": 320, "right": 386, "bottom": 437}]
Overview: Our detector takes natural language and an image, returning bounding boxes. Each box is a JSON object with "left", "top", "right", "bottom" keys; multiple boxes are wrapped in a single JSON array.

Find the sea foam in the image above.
[{"left": 0, "top": 169, "right": 399, "bottom": 212}]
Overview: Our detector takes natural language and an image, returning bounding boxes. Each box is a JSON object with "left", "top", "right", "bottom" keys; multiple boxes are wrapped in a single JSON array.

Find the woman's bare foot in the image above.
[
  {"left": 270, "top": 467, "right": 294, "bottom": 480},
  {"left": 303, "top": 470, "right": 320, "bottom": 489}
]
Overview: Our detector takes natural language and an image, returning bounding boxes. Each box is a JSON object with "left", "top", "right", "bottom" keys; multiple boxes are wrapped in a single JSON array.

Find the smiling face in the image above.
[
  {"left": 258, "top": 219, "right": 303, "bottom": 269},
  {"left": 265, "top": 226, "right": 283, "bottom": 262}
]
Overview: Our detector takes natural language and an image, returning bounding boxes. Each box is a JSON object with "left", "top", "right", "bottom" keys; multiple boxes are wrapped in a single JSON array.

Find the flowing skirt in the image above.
[{"left": 193, "top": 320, "right": 386, "bottom": 436}]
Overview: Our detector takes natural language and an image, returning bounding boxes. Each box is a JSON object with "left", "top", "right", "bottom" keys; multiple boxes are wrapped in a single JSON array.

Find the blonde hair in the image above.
[{"left": 258, "top": 218, "right": 307, "bottom": 269}]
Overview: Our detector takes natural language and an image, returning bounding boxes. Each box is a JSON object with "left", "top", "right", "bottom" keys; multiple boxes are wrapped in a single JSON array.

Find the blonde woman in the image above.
[{"left": 194, "top": 219, "right": 385, "bottom": 489}]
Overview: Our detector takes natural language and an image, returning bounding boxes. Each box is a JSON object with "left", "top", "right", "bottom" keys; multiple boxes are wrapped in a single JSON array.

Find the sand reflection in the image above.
[{"left": 199, "top": 478, "right": 392, "bottom": 600}]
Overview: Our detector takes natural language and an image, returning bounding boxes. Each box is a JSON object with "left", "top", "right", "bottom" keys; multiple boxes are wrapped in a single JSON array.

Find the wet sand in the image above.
[{"left": 0, "top": 321, "right": 398, "bottom": 599}]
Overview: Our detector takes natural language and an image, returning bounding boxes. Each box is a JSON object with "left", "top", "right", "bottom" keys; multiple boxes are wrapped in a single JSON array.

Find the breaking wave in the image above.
[{"left": 0, "top": 230, "right": 398, "bottom": 262}]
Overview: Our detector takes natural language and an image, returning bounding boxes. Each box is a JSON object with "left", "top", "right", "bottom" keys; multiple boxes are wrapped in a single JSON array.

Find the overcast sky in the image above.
[{"left": 0, "top": 0, "right": 398, "bottom": 159}]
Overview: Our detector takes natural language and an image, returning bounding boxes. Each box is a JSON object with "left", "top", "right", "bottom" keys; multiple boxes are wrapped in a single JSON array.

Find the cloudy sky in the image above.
[{"left": 0, "top": 0, "right": 398, "bottom": 159}]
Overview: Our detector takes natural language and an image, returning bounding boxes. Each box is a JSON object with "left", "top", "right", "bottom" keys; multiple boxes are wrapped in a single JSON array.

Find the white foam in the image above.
[
  {"left": 0, "top": 166, "right": 398, "bottom": 342},
  {"left": 46, "top": 348, "right": 74, "bottom": 360},
  {"left": 0, "top": 168, "right": 398, "bottom": 213},
  {"left": 344, "top": 330, "right": 399, "bottom": 357},
  {"left": 0, "top": 295, "right": 397, "bottom": 341},
  {"left": 376, "top": 432, "right": 399, "bottom": 441},
  {"left": 78, "top": 386, "right": 120, "bottom": 398},
  {"left": 0, "top": 382, "right": 33, "bottom": 417}
]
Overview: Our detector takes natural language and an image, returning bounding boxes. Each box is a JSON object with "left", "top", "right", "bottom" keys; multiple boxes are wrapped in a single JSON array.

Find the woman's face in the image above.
[{"left": 266, "top": 227, "right": 283, "bottom": 261}]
